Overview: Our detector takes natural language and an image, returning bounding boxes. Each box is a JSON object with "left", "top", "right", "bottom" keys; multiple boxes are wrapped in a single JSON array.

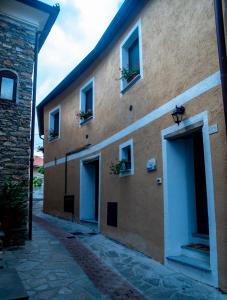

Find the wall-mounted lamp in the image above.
[{"left": 171, "top": 105, "right": 185, "bottom": 125}]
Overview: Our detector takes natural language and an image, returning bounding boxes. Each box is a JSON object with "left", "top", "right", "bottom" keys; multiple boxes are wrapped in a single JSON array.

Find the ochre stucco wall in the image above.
[
  {"left": 44, "top": 85, "right": 227, "bottom": 290},
  {"left": 43, "top": 0, "right": 218, "bottom": 162},
  {"left": 42, "top": 0, "right": 227, "bottom": 291}
]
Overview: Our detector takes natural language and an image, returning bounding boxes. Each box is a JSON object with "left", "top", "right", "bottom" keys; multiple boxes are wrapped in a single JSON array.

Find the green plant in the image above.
[
  {"left": 37, "top": 166, "right": 44, "bottom": 174},
  {"left": 33, "top": 177, "right": 42, "bottom": 187},
  {"left": 48, "top": 128, "right": 59, "bottom": 141},
  {"left": 0, "top": 178, "right": 27, "bottom": 229},
  {"left": 76, "top": 109, "right": 93, "bottom": 120},
  {"left": 119, "top": 66, "right": 140, "bottom": 82},
  {"left": 109, "top": 159, "right": 130, "bottom": 175}
]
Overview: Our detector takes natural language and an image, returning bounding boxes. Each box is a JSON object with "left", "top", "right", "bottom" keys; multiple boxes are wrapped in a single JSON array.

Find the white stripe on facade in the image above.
[{"left": 44, "top": 71, "right": 221, "bottom": 169}]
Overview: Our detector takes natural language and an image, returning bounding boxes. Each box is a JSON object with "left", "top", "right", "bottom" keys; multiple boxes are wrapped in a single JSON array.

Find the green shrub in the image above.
[
  {"left": 33, "top": 177, "right": 42, "bottom": 187},
  {"left": 0, "top": 179, "right": 27, "bottom": 229},
  {"left": 37, "top": 166, "right": 44, "bottom": 174}
]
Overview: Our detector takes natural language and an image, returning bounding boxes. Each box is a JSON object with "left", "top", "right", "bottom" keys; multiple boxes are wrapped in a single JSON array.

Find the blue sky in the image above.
[{"left": 35, "top": 0, "right": 124, "bottom": 153}]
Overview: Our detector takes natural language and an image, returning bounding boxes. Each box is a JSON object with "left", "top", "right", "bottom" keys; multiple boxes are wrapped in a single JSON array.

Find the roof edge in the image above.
[
  {"left": 37, "top": 0, "right": 148, "bottom": 135},
  {"left": 16, "top": 0, "right": 60, "bottom": 51}
]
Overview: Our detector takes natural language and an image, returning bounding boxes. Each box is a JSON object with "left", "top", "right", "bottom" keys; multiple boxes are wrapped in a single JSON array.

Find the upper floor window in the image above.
[
  {"left": 0, "top": 70, "right": 17, "bottom": 101},
  {"left": 120, "top": 21, "right": 142, "bottom": 93},
  {"left": 48, "top": 106, "right": 61, "bottom": 142},
  {"left": 79, "top": 78, "right": 94, "bottom": 125}
]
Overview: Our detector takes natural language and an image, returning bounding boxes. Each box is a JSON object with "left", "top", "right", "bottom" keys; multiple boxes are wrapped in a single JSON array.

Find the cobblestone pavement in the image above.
[
  {"left": 3, "top": 201, "right": 227, "bottom": 300},
  {"left": 33, "top": 202, "right": 227, "bottom": 300},
  {"left": 4, "top": 222, "right": 106, "bottom": 300},
  {"left": 33, "top": 215, "right": 145, "bottom": 300}
]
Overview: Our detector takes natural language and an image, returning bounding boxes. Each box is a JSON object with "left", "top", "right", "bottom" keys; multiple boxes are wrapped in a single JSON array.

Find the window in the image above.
[
  {"left": 119, "top": 139, "right": 134, "bottom": 176},
  {"left": 0, "top": 70, "right": 17, "bottom": 101},
  {"left": 128, "top": 38, "right": 140, "bottom": 74},
  {"left": 120, "top": 21, "right": 142, "bottom": 92},
  {"left": 48, "top": 106, "right": 61, "bottom": 141},
  {"left": 79, "top": 78, "right": 94, "bottom": 125}
]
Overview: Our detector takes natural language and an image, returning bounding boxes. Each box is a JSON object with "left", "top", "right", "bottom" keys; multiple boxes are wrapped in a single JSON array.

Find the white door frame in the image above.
[
  {"left": 80, "top": 153, "right": 101, "bottom": 232},
  {"left": 162, "top": 111, "right": 218, "bottom": 287}
]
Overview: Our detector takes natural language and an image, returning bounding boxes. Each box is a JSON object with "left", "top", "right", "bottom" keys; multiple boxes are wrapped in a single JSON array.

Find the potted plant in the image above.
[
  {"left": 110, "top": 159, "right": 131, "bottom": 175},
  {"left": 76, "top": 109, "right": 93, "bottom": 121},
  {"left": 48, "top": 128, "right": 59, "bottom": 141},
  {"left": 119, "top": 66, "right": 140, "bottom": 83}
]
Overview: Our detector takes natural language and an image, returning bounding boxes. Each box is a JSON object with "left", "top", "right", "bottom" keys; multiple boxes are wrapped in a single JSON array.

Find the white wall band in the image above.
[{"left": 44, "top": 71, "right": 221, "bottom": 169}]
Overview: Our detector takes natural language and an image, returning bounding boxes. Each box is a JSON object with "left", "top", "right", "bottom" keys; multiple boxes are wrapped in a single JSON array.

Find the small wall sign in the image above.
[
  {"left": 209, "top": 124, "right": 218, "bottom": 135},
  {"left": 156, "top": 177, "right": 162, "bottom": 185},
  {"left": 146, "top": 158, "right": 157, "bottom": 172}
]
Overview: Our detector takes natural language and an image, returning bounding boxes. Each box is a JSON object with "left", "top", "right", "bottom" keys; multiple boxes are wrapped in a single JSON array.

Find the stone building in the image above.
[
  {"left": 0, "top": 0, "right": 59, "bottom": 190},
  {"left": 37, "top": 0, "right": 227, "bottom": 292}
]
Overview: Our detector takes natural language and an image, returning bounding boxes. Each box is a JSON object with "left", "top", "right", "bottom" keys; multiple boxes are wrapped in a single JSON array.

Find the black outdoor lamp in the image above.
[{"left": 171, "top": 105, "right": 185, "bottom": 125}]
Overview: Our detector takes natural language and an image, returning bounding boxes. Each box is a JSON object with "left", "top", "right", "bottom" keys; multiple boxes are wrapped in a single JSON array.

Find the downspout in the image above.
[
  {"left": 214, "top": 0, "right": 227, "bottom": 133},
  {"left": 28, "top": 31, "right": 40, "bottom": 240}
]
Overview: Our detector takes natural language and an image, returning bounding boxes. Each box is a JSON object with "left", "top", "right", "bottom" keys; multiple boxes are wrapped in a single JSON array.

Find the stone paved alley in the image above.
[{"left": 2, "top": 201, "right": 227, "bottom": 299}]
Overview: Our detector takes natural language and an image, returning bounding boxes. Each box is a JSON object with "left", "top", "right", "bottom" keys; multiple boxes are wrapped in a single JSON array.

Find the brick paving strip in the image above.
[{"left": 33, "top": 215, "right": 146, "bottom": 300}]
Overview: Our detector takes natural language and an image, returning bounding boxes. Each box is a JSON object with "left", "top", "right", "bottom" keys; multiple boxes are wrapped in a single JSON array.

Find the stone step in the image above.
[
  {"left": 167, "top": 255, "right": 211, "bottom": 272},
  {"left": 0, "top": 268, "right": 28, "bottom": 300},
  {"left": 191, "top": 233, "right": 209, "bottom": 246},
  {"left": 181, "top": 244, "right": 210, "bottom": 263}
]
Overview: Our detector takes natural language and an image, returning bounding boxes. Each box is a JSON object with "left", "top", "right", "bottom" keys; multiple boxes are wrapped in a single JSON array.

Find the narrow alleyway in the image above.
[
  {"left": 4, "top": 221, "right": 105, "bottom": 300},
  {"left": 3, "top": 201, "right": 227, "bottom": 300}
]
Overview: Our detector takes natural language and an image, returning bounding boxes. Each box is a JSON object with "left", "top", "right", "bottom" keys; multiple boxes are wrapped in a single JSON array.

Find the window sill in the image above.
[
  {"left": 80, "top": 116, "right": 93, "bottom": 126},
  {"left": 121, "top": 74, "right": 141, "bottom": 94},
  {"left": 48, "top": 136, "right": 60, "bottom": 143},
  {"left": 119, "top": 169, "right": 133, "bottom": 177}
]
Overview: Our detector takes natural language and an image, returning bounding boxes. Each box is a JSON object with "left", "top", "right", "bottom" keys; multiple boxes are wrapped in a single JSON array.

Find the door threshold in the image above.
[
  {"left": 192, "top": 233, "right": 209, "bottom": 240},
  {"left": 182, "top": 243, "right": 209, "bottom": 253},
  {"left": 80, "top": 219, "right": 98, "bottom": 224},
  {"left": 167, "top": 255, "right": 211, "bottom": 272}
]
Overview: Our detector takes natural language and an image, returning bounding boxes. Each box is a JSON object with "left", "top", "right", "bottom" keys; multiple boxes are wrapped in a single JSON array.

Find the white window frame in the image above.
[
  {"left": 119, "top": 139, "right": 134, "bottom": 176},
  {"left": 0, "top": 68, "right": 19, "bottom": 103},
  {"left": 48, "top": 105, "right": 61, "bottom": 142},
  {"left": 120, "top": 19, "right": 143, "bottom": 93},
  {"left": 79, "top": 78, "right": 95, "bottom": 125}
]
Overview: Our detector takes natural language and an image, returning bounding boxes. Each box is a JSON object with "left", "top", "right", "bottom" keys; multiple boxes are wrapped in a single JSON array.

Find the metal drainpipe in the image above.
[
  {"left": 28, "top": 31, "right": 40, "bottom": 240},
  {"left": 214, "top": 0, "right": 227, "bottom": 133}
]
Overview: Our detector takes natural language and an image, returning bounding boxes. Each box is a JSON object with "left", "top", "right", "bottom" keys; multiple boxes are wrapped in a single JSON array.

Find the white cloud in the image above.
[
  {"left": 74, "top": 0, "right": 124, "bottom": 45},
  {"left": 36, "top": 0, "right": 124, "bottom": 148},
  {"left": 37, "top": 0, "right": 124, "bottom": 104}
]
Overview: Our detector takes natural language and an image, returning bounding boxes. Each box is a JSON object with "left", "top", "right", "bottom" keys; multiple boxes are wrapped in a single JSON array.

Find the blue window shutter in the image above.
[
  {"left": 85, "top": 88, "right": 93, "bottom": 112},
  {"left": 128, "top": 38, "right": 140, "bottom": 72},
  {"left": 54, "top": 112, "right": 59, "bottom": 135}
]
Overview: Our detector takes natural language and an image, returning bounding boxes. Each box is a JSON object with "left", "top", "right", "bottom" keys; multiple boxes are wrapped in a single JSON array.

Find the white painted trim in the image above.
[
  {"left": 48, "top": 105, "right": 61, "bottom": 143},
  {"left": 119, "top": 139, "right": 134, "bottom": 176},
  {"left": 44, "top": 71, "right": 220, "bottom": 169},
  {"left": 120, "top": 19, "right": 143, "bottom": 92},
  {"left": 80, "top": 153, "right": 101, "bottom": 232},
  {"left": 138, "top": 19, "right": 143, "bottom": 80},
  {"left": 79, "top": 77, "right": 95, "bottom": 126},
  {"left": 0, "top": 11, "right": 39, "bottom": 29},
  {"left": 161, "top": 111, "right": 218, "bottom": 287}
]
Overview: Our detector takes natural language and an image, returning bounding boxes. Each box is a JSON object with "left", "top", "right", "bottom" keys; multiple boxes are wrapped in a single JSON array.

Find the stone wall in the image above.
[{"left": 0, "top": 13, "right": 36, "bottom": 189}]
